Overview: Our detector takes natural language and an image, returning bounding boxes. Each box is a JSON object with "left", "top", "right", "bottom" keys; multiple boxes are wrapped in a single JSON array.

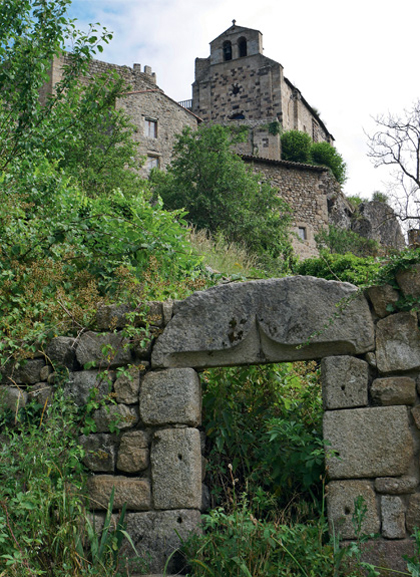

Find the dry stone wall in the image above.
[{"left": 5, "top": 273, "right": 420, "bottom": 573}]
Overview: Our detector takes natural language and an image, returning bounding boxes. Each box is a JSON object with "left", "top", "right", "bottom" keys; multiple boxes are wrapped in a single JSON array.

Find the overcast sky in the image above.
[{"left": 67, "top": 0, "right": 420, "bottom": 199}]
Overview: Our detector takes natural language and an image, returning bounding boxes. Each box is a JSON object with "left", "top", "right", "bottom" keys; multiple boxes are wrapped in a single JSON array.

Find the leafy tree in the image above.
[
  {"left": 152, "top": 125, "right": 292, "bottom": 269},
  {"left": 280, "top": 130, "right": 312, "bottom": 163},
  {"left": 367, "top": 100, "right": 420, "bottom": 227},
  {"left": 310, "top": 141, "right": 347, "bottom": 184}
]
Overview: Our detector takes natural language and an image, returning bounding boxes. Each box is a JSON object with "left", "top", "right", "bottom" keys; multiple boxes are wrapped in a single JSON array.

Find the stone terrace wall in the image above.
[{"left": 4, "top": 274, "right": 420, "bottom": 573}]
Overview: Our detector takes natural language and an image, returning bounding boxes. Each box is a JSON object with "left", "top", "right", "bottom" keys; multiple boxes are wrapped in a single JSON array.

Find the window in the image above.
[
  {"left": 223, "top": 41, "right": 232, "bottom": 61},
  {"left": 238, "top": 37, "right": 247, "bottom": 57},
  {"left": 298, "top": 227, "right": 307, "bottom": 241},
  {"left": 145, "top": 118, "right": 158, "bottom": 138},
  {"left": 146, "top": 155, "right": 159, "bottom": 172}
]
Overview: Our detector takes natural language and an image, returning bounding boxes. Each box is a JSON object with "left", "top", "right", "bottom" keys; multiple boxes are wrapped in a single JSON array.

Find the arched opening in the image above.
[
  {"left": 238, "top": 36, "right": 247, "bottom": 57},
  {"left": 223, "top": 40, "right": 232, "bottom": 61}
]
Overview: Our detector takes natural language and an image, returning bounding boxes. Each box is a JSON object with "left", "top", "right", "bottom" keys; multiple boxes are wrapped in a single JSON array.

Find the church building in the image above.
[{"left": 191, "top": 22, "right": 334, "bottom": 160}]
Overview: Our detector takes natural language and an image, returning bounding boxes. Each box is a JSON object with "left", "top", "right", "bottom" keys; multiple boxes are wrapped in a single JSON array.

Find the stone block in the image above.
[
  {"left": 381, "top": 496, "right": 406, "bottom": 539},
  {"left": 93, "top": 404, "right": 139, "bottom": 433},
  {"left": 151, "top": 428, "right": 202, "bottom": 510},
  {"left": 76, "top": 331, "right": 132, "bottom": 369},
  {"left": 46, "top": 337, "right": 79, "bottom": 370},
  {"left": 80, "top": 434, "right": 117, "bottom": 472},
  {"left": 371, "top": 377, "right": 416, "bottom": 406},
  {"left": 376, "top": 312, "right": 420, "bottom": 374},
  {"left": 87, "top": 475, "right": 151, "bottom": 511},
  {"left": 27, "top": 384, "right": 53, "bottom": 407},
  {"left": 65, "top": 370, "right": 112, "bottom": 406},
  {"left": 411, "top": 406, "right": 420, "bottom": 429},
  {"left": 1, "top": 359, "right": 45, "bottom": 385},
  {"left": 406, "top": 493, "right": 420, "bottom": 533},
  {"left": 324, "top": 406, "right": 413, "bottom": 479},
  {"left": 117, "top": 430, "right": 149, "bottom": 473},
  {"left": 114, "top": 366, "right": 140, "bottom": 404},
  {"left": 341, "top": 538, "right": 414, "bottom": 573},
  {"left": 375, "top": 476, "right": 418, "bottom": 495},
  {"left": 152, "top": 277, "right": 374, "bottom": 369},
  {"left": 366, "top": 284, "right": 400, "bottom": 318},
  {"left": 321, "top": 356, "right": 368, "bottom": 409},
  {"left": 140, "top": 368, "right": 201, "bottom": 426},
  {"left": 39, "top": 365, "right": 53, "bottom": 381},
  {"left": 396, "top": 264, "right": 420, "bottom": 298},
  {"left": 0, "top": 386, "right": 27, "bottom": 412},
  {"left": 96, "top": 304, "right": 133, "bottom": 330},
  {"left": 121, "top": 509, "right": 201, "bottom": 574},
  {"left": 327, "top": 480, "right": 379, "bottom": 539}
]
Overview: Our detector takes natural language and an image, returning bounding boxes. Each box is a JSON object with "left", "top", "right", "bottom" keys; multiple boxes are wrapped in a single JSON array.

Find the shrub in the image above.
[
  {"left": 310, "top": 141, "right": 347, "bottom": 184},
  {"left": 280, "top": 130, "right": 312, "bottom": 163},
  {"left": 295, "top": 252, "right": 382, "bottom": 286},
  {"left": 201, "top": 362, "right": 324, "bottom": 516},
  {"left": 315, "top": 225, "right": 380, "bottom": 257}
]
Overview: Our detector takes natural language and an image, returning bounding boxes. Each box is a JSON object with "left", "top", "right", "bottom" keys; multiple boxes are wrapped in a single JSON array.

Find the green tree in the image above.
[
  {"left": 152, "top": 125, "right": 292, "bottom": 269},
  {"left": 310, "top": 141, "right": 347, "bottom": 184},
  {"left": 280, "top": 130, "right": 312, "bottom": 163}
]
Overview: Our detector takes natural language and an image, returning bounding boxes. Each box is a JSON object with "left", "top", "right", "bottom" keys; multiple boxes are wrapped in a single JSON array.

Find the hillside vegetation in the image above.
[{"left": 2, "top": 2, "right": 420, "bottom": 576}]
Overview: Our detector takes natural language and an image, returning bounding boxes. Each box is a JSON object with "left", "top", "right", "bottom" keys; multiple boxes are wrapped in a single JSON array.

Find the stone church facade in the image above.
[{"left": 191, "top": 22, "right": 334, "bottom": 161}]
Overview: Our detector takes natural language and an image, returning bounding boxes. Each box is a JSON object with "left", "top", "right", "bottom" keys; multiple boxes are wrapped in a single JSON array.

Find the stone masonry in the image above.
[{"left": 5, "top": 273, "right": 420, "bottom": 573}]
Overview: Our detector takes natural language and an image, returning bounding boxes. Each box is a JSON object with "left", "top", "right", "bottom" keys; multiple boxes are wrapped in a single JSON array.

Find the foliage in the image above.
[
  {"left": 180, "top": 502, "right": 336, "bottom": 577},
  {"left": 0, "top": 375, "right": 137, "bottom": 576},
  {"left": 201, "top": 362, "right": 324, "bottom": 516},
  {"left": 281, "top": 130, "right": 312, "bottom": 163},
  {"left": 151, "top": 125, "right": 292, "bottom": 272},
  {"left": 371, "top": 191, "right": 388, "bottom": 203},
  {"left": 367, "top": 99, "right": 420, "bottom": 227},
  {"left": 0, "top": 160, "right": 210, "bottom": 364},
  {"left": 345, "top": 194, "right": 363, "bottom": 209},
  {"left": 310, "top": 141, "right": 347, "bottom": 184},
  {"left": 295, "top": 252, "right": 382, "bottom": 286},
  {"left": 315, "top": 225, "right": 379, "bottom": 257}
]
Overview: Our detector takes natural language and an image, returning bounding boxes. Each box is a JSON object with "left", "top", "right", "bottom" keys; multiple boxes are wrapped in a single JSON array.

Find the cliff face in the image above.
[{"left": 327, "top": 193, "right": 406, "bottom": 252}]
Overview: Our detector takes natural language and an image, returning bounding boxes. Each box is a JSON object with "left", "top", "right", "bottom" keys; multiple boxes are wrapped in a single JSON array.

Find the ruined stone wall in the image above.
[
  {"left": 243, "top": 157, "right": 341, "bottom": 259},
  {"left": 5, "top": 272, "right": 420, "bottom": 573}
]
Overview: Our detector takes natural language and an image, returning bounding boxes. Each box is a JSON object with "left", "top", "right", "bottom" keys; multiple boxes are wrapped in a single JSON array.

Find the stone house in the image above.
[{"left": 41, "top": 53, "right": 200, "bottom": 176}]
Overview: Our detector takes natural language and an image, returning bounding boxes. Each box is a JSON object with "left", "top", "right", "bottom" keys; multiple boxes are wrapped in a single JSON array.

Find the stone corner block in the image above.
[
  {"left": 324, "top": 406, "right": 413, "bottom": 479},
  {"left": 87, "top": 475, "right": 151, "bottom": 511},
  {"left": 140, "top": 368, "right": 201, "bottom": 426},
  {"left": 321, "top": 355, "right": 368, "bottom": 410},
  {"left": 327, "top": 479, "right": 379, "bottom": 539},
  {"left": 151, "top": 428, "right": 202, "bottom": 510}
]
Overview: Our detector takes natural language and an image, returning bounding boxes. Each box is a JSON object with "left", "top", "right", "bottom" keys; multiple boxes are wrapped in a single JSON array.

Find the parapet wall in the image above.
[{"left": 3, "top": 274, "right": 420, "bottom": 573}]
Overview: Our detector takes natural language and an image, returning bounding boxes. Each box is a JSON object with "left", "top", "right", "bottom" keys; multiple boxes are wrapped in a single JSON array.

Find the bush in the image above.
[
  {"left": 315, "top": 225, "right": 380, "bottom": 257},
  {"left": 310, "top": 141, "right": 347, "bottom": 184},
  {"left": 280, "top": 130, "right": 312, "bottom": 163},
  {"left": 0, "top": 373, "right": 139, "bottom": 576},
  {"left": 201, "top": 362, "right": 324, "bottom": 516},
  {"left": 295, "top": 252, "right": 382, "bottom": 286}
]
